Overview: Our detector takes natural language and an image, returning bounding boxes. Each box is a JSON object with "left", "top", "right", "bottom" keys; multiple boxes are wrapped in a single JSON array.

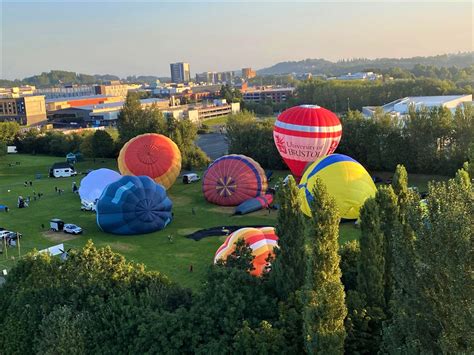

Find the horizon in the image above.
[
  {"left": 1, "top": 1, "right": 473, "bottom": 80},
  {"left": 2, "top": 51, "right": 473, "bottom": 81}
]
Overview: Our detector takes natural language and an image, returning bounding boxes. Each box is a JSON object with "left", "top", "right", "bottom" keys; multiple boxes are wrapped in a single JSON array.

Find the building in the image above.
[
  {"left": 36, "top": 85, "right": 96, "bottom": 99},
  {"left": 242, "top": 68, "right": 256, "bottom": 80},
  {"left": 195, "top": 72, "right": 214, "bottom": 84},
  {"left": 45, "top": 95, "right": 123, "bottom": 112},
  {"left": 94, "top": 82, "right": 135, "bottom": 98},
  {"left": 195, "top": 71, "right": 234, "bottom": 84},
  {"left": 242, "top": 87, "right": 295, "bottom": 103},
  {"left": 161, "top": 101, "right": 240, "bottom": 123},
  {"left": 49, "top": 98, "right": 169, "bottom": 127},
  {"left": 330, "top": 71, "right": 382, "bottom": 81},
  {"left": 0, "top": 95, "right": 47, "bottom": 125},
  {"left": 170, "top": 62, "right": 191, "bottom": 83},
  {"left": 362, "top": 95, "right": 473, "bottom": 118},
  {"left": 188, "top": 102, "right": 240, "bottom": 122},
  {"left": 0, "top": 86, "right": 36, "bottom": 98}
]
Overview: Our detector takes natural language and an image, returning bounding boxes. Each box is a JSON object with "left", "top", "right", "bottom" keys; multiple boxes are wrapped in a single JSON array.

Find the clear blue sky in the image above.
[{"left": 1, "top": 1, "right": 472, "bottom": 80}]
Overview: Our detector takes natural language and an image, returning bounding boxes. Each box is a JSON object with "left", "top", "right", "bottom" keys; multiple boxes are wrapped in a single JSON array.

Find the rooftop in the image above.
[
  {"left": 45, "top": 95, "right": 111, "bottom": 103},
  {"left": 78, "top": 98, "right": 168, "bottom": 111}
]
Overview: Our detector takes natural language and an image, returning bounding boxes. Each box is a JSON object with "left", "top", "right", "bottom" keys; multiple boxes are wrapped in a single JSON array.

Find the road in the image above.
[{"left": 196, "top": 133, "right": 228, "bottom": 160}]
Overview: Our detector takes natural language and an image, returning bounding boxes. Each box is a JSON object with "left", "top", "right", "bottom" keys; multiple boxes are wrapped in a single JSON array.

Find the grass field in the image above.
[{"left": 0, "top": 154, "right": 447, "bottom": 289}]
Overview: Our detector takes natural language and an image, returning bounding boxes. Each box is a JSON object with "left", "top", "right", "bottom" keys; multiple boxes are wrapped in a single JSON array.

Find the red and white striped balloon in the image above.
[{"left": 273, "top": 105, "right": 342, "bottom": 178}]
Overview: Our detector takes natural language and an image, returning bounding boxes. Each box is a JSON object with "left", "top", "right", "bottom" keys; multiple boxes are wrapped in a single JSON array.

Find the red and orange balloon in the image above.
[
  {"left": 118, "top": 133, "right": 181, "bottom": 190},
  {"left": 214, "top": 227, "right": 279, "bottom": 276}
]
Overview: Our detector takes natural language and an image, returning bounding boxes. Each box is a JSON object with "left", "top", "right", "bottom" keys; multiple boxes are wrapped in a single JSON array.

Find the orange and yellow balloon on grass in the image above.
[
  {"left": 117, "top": 133, "right": 181, "bottom": 190},
  {"left": 214, "top": 227, "right": 279, "bottom": 277}
]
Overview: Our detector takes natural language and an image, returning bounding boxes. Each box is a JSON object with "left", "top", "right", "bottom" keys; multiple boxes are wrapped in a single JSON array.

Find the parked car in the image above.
[
  {"left": 0, "top": 230, "right": 13, "bottom": 239},
  {"left": 182, "top": 173, "right": 201, "bottom": 184},
  {"left": 63, "top": 224, "right": 83, "bottom": 235}
]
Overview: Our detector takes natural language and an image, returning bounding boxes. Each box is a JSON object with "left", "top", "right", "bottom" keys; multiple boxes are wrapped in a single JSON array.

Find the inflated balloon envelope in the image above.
[
  {"left": 96, "top": 175, "right": 173, "bottom": 235},
  {"left": 79, "top": 168, "right": 121, "bottom": 205},
  {"left": 118, "top": 133, "right": 181, "bottom": 190},
  {"left": 298, "top": 154, "right": 376, "bottom": 220},
  {"left": 214, "top": 227, "right": 279, "bottom": 277},
  {"left": 273, "top": 105, "right": 342, "bottom": 179},
  {"left": 202, "top": 154, "right": 268, "bottom": 206}
]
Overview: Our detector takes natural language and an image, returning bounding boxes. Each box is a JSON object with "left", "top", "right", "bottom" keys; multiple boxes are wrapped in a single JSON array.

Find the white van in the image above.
[
  {"left": 49, "top": 163, "right": 77, "bottom": 178},
  {"left": 182, "top": 173, "right": 201, "bottom": 184},
  {"left": 7, "top": 146, "right": 17, "bottom": 154}
]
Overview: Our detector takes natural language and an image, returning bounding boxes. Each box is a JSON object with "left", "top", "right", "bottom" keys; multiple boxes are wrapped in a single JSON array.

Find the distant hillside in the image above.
[
  {"left": 258, "top": 52, "right": 474, "bottom": 76},
  {"left": 0, "top": 70, "right": 167, "bottom": 88}
]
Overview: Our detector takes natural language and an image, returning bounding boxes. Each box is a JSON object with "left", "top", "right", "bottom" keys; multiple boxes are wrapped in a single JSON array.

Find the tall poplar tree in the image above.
[
  {"left": 303, "top": 179, "right": 347, "bottom": 354},
  {"left": 270, "top": 176, "right": 306, "bottom": 299},
  {"left": 357, "top": 198, "right": 385, "bottom": 310},
  {"left": 374, "top": 185, "right": 400, "bottom": 308}
]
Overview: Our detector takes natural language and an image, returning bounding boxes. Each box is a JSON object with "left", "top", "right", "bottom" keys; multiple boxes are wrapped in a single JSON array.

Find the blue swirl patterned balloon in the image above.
[{"left": 96, "top": 175, "right": 173, "bottom": 235}]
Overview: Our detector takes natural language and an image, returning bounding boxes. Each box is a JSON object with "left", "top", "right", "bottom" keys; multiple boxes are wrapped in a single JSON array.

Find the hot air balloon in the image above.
[
  {"left": 214, "top": 227, "right": 279, "bottom": 276},
  {"left": 202, "top": 155, "right": 268, "bottom": 206},
  {"left": 79, "top": 168, "right": 121, "bottom": 209},
  {"left": 273, "top": 105, "right": 342, "bottom": 178},
  {"left": 234, "top": 194, "right": 273, "bottom": 215},
  {"left": 118, "top": 133, "right": 181, "bottom": 190},
  {"left": 96, "top": 175, "right": 173, "bottom": 235},
  {"left": 298, "top": 154, "right": 376, "bottom": 219}
]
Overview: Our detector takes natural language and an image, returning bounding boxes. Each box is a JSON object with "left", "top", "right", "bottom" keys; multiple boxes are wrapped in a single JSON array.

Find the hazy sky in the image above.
[{"left": 1, "top": 1, "right": 472, "bottom": 80}]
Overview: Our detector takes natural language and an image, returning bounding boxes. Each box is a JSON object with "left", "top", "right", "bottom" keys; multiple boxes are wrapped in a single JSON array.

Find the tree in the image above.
[
  {"left": 339, "top": 240, "right": 360, "bottom": 292},
  {"left": 270, "top": 176, "right": 306, "bottom": 299},
  {"left": 117, "top": 92, "right": 165, "bottom": 143},
  {"left": 34, "top": 306, "right": 89, "bottom": 355},
  {"left": 222, "top": 238, "right": 255, "bottom": 273},
  {"left": 233, "top": 320, "right": 287, "bottom": 354},
  {"left": 91, "top": 129, "right": 115, "bottom": 158},
  {"left": 226, "top": 111, "right": 286, "bottom": 170},
  {"left": 303, "top": 179, "right": 347, "bottom": 354},
  {"left": 409, "top": 169, "right": 473, "bottom": 353},
  {"left": 0, "top": 121, "right": 20, "bottom": 144},
  {"left": 357, "top": 198, "right": 385, "bottom": 310},
  {"left": 374, "top": 185, "right": 400, "bottom": 308},
  {"left": 353, "top": 197, "right": 387, "bottom": 352}
]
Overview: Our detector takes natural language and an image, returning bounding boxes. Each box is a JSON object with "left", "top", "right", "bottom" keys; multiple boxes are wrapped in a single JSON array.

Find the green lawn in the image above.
[
  {"left": 0, "top": 154, "right": 447, "bottom": 289},
  {"left": 201, "top": 115, "right": 229, "bottom": 127}
]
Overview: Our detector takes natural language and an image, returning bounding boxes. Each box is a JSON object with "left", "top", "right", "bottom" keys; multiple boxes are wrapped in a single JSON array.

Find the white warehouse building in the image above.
[{"left": 362, "top": 94, "right": 472, "bottom": 118}]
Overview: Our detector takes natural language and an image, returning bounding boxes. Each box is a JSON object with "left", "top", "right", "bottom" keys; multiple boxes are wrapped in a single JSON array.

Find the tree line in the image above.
[
  {"left": 226, "top": 106, "right": 473, "bottom": 177},
  {"left": 337, "top": 105, "right": 474, "bottom": 176},
  {"left": 0, "top": 164, "right": 471, "bottom": 353},
  {"left": 296, "top": 77, "right": 471, "bottom": 112}
]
